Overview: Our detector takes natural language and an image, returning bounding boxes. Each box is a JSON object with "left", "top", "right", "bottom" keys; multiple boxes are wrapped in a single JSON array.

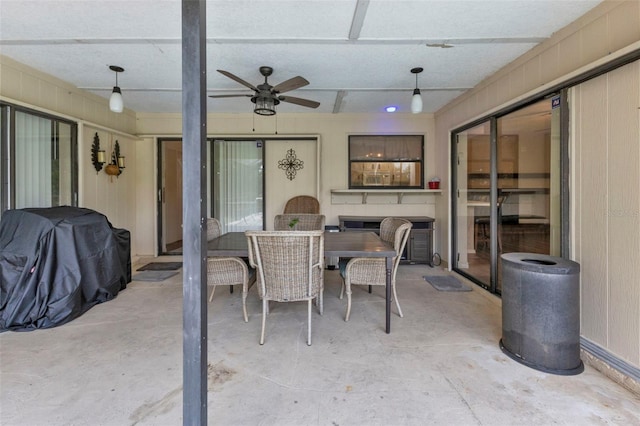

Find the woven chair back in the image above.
[
  {"left": 380, "top": 217, "right": 413, "bottom": 261},
  {"left": 207, "top": 218, "right": 223, "bottom": 241},
  {"left": 274, "top": 214, "right": 325, "bottom": 231},
  {"left": 283, "top": 196, "right": 320, "bottom": 214},
  {"left": 245, "top": 230, "right": 324, "bottom": 302}
]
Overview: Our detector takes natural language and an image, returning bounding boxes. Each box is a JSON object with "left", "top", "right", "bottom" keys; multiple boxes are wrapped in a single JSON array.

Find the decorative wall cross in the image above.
[{"left": 278, "top": 148, "right": 304, "bottom": 180}]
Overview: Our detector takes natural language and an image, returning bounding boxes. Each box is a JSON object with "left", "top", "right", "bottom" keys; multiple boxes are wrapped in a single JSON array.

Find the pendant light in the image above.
[
  {"left": 410, "top": 67, "right": 423, "bottom": 114},
  {"left": 109, "top": 65, "right": 124, "bottom": 113}
]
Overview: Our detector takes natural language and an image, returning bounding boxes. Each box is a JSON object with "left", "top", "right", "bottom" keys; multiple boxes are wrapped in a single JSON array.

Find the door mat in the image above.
[
  {"left": 424, "top": 275, "right": 472, "bottom": 292},
  {"left": 132, "top": 271, "right": 179, "bottom": 282},
  {"left": 137, "top": 262, "right": 183, "bottom": 271}
]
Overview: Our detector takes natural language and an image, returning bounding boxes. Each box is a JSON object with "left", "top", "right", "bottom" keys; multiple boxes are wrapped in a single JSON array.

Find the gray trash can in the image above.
[{"left": 500, "top": 252, "right": 583, "bottom": 375}]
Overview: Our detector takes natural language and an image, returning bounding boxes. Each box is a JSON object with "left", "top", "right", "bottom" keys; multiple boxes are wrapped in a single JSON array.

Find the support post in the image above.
[{"left": 181, "top": 1, "right": 207, "bottom": 424}]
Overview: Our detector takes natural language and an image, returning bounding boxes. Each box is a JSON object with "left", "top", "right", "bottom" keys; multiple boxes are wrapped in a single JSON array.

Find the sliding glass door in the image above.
[
  {"left": 212, "top": 139, "right": 264, "bottom": 233},
  {"left": 157, "top": 139, "right": 183, "bottom": 254},
  {"left": 156, "top": 138, "right": 264, "bottom": 254},
  {"left": 452, "top": 97, "right": 561, "bottom": 293},
  {"left": 495, "top": 99, "right": 561, "bottom": 292},
  {"left": 453, "top": 120, "right": 492, "bottom": 287},
  {"left": 0, "top": 104, "right": 77, "bottom": 218}
]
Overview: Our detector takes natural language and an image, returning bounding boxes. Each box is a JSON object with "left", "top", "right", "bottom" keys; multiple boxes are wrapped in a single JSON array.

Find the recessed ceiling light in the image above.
[{"left": 385, "top": 106, "right": 397, "bottom": 112}]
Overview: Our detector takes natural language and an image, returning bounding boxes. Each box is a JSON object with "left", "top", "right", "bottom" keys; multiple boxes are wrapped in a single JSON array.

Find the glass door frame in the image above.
[
  {"left": 451, "top": 91, "right": 570, "bottom": 294},
  {"left": 156, "top": 137, "right": 184, "bottom": 255},
  {"left": 451, "top": 118, "right": 498, "bottom": 292},
  {"left": 210, "top": 138, "right": 266, "bottom": 233}
]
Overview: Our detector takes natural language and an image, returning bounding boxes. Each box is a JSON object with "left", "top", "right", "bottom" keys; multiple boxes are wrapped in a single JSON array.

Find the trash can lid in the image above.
[{"left": 501, "top": 252, "right": 580, "bottom": 275}]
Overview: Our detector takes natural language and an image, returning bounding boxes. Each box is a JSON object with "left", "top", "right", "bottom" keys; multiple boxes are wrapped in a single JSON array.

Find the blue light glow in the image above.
[{"left": 385, "top": 106, "right": 397, "bottom": 112}]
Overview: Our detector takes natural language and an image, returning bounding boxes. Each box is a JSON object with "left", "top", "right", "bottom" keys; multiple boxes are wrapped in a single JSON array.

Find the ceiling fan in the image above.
[{"left": 209, "top": 66, "right": 320, "bottom": 115}]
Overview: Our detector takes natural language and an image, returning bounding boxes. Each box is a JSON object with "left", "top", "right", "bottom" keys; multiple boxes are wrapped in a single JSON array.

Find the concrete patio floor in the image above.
[{"left": 2, "top": 262, "right": 639, "bottom": 425}]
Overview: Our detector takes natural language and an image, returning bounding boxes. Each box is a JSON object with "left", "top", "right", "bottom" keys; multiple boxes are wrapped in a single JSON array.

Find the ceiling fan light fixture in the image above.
[
  {"left": 212, "top": 67, "right": 319, "bottom": 114},
  {"left": 108, "top": 65, "right": 124, "bottom": 113},
  {"left": 254, "top": 96, "right": 277, "bottom": 116},
  {"left": 410, "top": 67, "right": 423, "bottom": 114}
]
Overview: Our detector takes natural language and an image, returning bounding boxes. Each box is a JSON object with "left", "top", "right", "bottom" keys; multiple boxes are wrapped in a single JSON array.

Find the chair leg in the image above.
[
  {"left": 242, "top": 286, "right": 249, "bottom": 323},
  {"left": 345, "top": 284, "right": 352, "bottom": 322},
  {"left": 339, "top": 281, "right": 345, "bottom": 299},
  {"left": 208, "top": 286, "right": 216, "bottom": 303},
  {"left": 260, "top": 299, "right": 267, "bottom": 345},
  {"left": 312, "top": 287, "right": 323, "bottom": 315},
  {"left": 392, "top": 283, "right": 403, "bottom": 318},
  {"left": 307, "top": 299, "right": 312, "bottom": 346}
]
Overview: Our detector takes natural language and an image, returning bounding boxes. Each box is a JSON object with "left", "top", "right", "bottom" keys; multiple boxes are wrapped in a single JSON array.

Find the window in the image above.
[
  {"left": 348, "top": 135, "right": 423, "bottom": 189},
  {"left": 0, "top": 103, "right": 77, "bottom": 218}
]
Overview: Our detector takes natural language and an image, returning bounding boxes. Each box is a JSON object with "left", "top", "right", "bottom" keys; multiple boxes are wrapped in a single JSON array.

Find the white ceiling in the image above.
[{"left": 0, "top": 0, "right": 603, "bottom": 115}]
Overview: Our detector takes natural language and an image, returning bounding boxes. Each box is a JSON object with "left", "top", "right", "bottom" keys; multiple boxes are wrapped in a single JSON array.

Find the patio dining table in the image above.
[{"left": 207, "top": 231, "right": 397, "bottom": 333}]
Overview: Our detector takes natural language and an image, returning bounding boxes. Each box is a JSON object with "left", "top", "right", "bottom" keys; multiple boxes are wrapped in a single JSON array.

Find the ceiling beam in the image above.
[
  {"left": 0, "top": 37, "right": 547, "bottom": 46},
  {"left": 333, "top": 90, "right": 346, "bottom": 113},
  {"left": 79, "top": 86, "right": 473, "bottom": 93},
  {"left": 349, "top": 0, "right": 370, "bottom": 40}
]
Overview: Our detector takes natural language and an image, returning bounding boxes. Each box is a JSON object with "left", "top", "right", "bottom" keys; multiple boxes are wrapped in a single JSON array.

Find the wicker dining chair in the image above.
[
  {"left": 245, "top": 230, "right": 324, "bottom": 345},
  {"left": 206, "top": 218, "right": 256, "bottom": 322},
  {"left": 283, "top": 195, "right": 320, "bottom": 214},
  {"left": 273, "top": 214, "right": 325, "bottom": 231},
  {"left": 339, "top": 217, "right": 412, "bottom": 321}
]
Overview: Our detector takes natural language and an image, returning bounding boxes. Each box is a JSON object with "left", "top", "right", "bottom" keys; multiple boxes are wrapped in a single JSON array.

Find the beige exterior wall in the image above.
[
  {"left": 1, "top": 55, "right": 144, "bottom": 257},
  {"left": 0, "top": 55, "right": 136, "bottom": 135},
  {"left": 1, "top": 53, "right": 438, "bottom": 259},
  {"left": 79, "top": 126, "right": 140, "bottom": 256},
  {"left": 435, "top": 0, "right": 640, "bottom": 368},
  {"left": 572, "top": 60, "right": 640, "bottom": 368},
  {"left": 136, "top": 112, "right": 439, "bottom": 256}
]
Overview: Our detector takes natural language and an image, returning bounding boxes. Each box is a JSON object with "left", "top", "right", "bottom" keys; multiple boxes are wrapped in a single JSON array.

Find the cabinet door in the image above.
[{"left": 408, "top": 229, "right": 431, "bottom": 264}]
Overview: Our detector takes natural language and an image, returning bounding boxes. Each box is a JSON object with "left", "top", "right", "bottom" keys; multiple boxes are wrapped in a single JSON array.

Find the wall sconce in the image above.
[
  {"left": 91, "top": 132, "right": 106, "bottom": 173},
  {"left": 105, "top": 140, "right": 125, "bottom": 179}
]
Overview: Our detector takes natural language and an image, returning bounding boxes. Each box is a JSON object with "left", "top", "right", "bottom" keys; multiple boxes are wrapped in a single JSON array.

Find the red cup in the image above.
[{"left": 428, "top": 181, "right": 440, "bottom": 189}]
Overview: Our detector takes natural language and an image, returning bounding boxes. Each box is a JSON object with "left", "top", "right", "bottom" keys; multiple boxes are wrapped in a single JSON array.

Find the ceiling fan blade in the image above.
[
  {"left": 217, "top": 70, "right": 258, "bottom": 91},
  {"left": 278, "top": 95, "right": 320, "bottom": 109},
  {"left": 208, "top": 94, "right": 252, "bottom": 98},
  {"left": 273, "top": 76, "right": 309, "bottom": 94}
]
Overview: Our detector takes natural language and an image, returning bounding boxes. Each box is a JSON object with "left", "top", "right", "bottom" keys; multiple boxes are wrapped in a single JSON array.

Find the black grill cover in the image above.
[{"left": 0, "top": 207, "right": 131, "bottom": 331}]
